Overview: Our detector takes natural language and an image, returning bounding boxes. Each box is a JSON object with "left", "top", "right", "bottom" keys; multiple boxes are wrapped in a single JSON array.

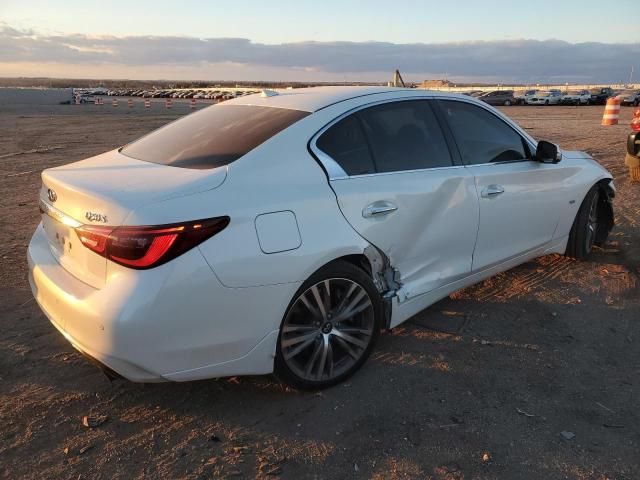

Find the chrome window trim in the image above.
[
  {"left": 463, "top": 159, "right": 540, "bottom": 169},
  {"left": 435, "top": 94, "right": 538, "bottom": 155},
  {"left": 39, "top": 199, "right": 83, "bottom": 228},
  {"left": 330, "top": 164, "right": 467, "bottom": 181},
  {"left": 309, "top": 94, "right": 538, "bottom": 180}
]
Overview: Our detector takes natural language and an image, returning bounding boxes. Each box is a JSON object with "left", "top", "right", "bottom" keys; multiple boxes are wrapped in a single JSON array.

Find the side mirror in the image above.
[
  {"left": 536, "top": 140, "right": 562, "bottom": 163},
  {"left": 627, "top": 132, "right": 640, "bottom": 157}
]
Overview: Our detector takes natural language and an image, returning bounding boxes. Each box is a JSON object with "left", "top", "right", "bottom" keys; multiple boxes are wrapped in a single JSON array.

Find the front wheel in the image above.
[
  {"left": 566, "top": 185, "right": 602, "bottom": 259},
  {"left": 504, "top": 100, "right": 511, "bottom": 106},
  {"left": 274, "top": 261, "right": 382, "bottom": 390}
]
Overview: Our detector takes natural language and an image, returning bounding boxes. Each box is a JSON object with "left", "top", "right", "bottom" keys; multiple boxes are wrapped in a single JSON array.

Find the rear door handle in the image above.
[
  {"left": 362, "top": 201, "right": 398, "bottom": 218},
  {"left": 481, "top": 184, "right": 505, "bottom": 198}
]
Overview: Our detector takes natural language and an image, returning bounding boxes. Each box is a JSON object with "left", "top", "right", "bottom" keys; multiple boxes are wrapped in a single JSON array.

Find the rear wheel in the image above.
[
  {"left": 274, "top": 261, "right": 382, "bottom": 390},
  {"left": 504, "top": 100, "right": 511, "bottom": 106},
  {"left": 566, "top": 185, "right": 601, "bottom": 259}
]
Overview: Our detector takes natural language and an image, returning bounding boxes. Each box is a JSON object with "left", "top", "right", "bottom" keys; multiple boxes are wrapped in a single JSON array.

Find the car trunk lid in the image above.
[{"left": 39, "top": 149, "right": 227, "bottom": 288}]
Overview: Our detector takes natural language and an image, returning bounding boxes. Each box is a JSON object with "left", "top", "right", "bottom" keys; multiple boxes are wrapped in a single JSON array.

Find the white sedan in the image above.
[
  {"left": 527, "top": 90, "right": 563, "bottom": 105},
  {"left": 561, "top": 90, "right": 591, "bottom": 105},
  {"left": 28, "top": 87, "right": 615, "bottom": 389}
]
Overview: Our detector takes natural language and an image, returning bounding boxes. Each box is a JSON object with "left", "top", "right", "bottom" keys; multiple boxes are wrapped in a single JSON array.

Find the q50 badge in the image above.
[{"left": 85, "top": 211, "right": 108, "bottom": 223}]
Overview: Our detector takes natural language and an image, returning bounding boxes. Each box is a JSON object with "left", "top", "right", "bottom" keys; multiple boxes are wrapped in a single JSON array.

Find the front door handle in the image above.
[
  {"left": 481, "top": 184, "right": 505, "bottom": 198},
  {"left": 362, "top": 201, "right": 398, "bottom": 218}
]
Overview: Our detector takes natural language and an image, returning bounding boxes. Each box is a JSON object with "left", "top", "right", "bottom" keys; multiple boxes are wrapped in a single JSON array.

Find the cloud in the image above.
[{"left": 1, "top": 23, "right": 638, "bottom": 83}]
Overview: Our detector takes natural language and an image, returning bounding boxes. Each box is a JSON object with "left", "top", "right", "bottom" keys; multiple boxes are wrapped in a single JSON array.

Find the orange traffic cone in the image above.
[{"left": 601, "top": 97, "right": 620, "bottom": 125}]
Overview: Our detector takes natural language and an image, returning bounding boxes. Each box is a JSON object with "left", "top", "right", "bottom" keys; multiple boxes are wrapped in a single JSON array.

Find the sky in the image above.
[{"left": 1, "top": 0, "right": 639, "bottom": 83}]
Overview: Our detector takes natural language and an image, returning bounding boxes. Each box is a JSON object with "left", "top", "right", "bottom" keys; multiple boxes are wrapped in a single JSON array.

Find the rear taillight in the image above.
[{"left": 75, "top": 217, "right": 229, "bottom": 269}]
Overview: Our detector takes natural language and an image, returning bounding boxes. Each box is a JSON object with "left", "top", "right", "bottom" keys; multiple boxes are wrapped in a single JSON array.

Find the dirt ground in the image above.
[{"left": 1, "top": 102, "right": 638, "bottom": 480}]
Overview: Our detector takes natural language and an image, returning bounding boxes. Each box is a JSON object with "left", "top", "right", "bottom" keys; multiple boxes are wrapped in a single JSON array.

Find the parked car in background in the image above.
[
  {"left": 590, "top": 88, "right": 615, "bottom": 105},
  {"left": 478, "top": 90, "right": 516, "bottom": 106},
  {"left": 561, "top": 90, "right": 591, "bottom": 105},
  {"left": 527, "top": 91, "right": 562, "bottom": 105},
  {"left": 619, "top": 89, "right": 640, "bottom": 106},
  {"left": 514, "top": 89, "right": 538, "bottom": 105},
  {"left": 29, "top": 86, "right": 615, "bottom": 389}
]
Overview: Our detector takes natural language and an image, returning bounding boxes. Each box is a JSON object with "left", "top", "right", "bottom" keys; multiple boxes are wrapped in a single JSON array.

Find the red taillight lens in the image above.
[
  {"left": 75, "top": 217, "right": 229, "bottom": 269},
  {"left": 76, "top": 225, "right": 111, "bottom": 255}
]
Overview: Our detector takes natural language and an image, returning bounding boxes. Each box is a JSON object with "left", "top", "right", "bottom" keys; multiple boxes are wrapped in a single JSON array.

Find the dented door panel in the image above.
[{"left": 330, "top": 167, "right": 479, "bottom": 299}]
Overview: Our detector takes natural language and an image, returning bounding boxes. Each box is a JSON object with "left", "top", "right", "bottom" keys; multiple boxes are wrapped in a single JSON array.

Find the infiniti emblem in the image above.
[{"left": 47, "top": 188, "right": 57, "bottom": 203}]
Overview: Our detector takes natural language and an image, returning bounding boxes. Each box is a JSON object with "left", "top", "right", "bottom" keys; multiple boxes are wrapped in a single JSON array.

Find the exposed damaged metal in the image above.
[
  {"left": 363, "top": 244, "right": 402, "bottom": 293},
  {"left": 363, "top": 244, "right": 403, "bottom": 329}
]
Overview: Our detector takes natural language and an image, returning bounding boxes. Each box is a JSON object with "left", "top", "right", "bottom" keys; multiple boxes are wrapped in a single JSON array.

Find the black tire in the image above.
[
  {"left": 566, "top": 185, "right": 601, "bottom": 259},
  {"left": 504, "top": 100, "right": 511, "bottom": 106},
  {"left": 545, "top": 100, "right": 549, "bottom": 105},
  {"left": 274, "top": 261, "right": 382, "bottom": 390}
]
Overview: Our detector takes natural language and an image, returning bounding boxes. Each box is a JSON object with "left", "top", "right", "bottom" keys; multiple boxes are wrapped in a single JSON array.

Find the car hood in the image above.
[{"left": 561, "top": 150, "right": 592, "bottom": 160}]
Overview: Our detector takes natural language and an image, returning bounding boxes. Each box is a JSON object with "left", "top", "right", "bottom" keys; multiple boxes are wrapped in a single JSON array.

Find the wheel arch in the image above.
[{"left": 292, "top": 247, "right": 397, "bottom": 331}]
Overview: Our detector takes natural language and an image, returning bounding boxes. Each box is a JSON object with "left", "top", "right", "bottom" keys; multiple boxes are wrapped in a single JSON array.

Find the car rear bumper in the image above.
[{"left": 28, "top": 223, "right": 296, "bottom": 382}]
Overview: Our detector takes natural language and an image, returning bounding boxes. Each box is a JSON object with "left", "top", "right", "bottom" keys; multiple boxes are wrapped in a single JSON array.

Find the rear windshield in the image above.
[{"left": 121, "top": 104, "right": 310, "bottom": 169}]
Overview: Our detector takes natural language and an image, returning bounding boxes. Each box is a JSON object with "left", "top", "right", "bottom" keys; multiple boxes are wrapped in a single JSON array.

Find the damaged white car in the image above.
[{"left": 29, "top": 87, "right": 614, "bottom": 389}]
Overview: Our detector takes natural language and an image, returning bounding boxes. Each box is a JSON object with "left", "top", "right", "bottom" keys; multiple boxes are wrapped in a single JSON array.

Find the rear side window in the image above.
[
  {"left": 122, "top": 105, "right": 310, "bottom": 169},
  {"left": 439, "top": 100, "right": 528, "bottom": 165},
  {"left": 316, "top": 115, "right": 376, "bottom": 175},
  {"left": 358, "top": 100, "right": 452, "bottom": 172}
]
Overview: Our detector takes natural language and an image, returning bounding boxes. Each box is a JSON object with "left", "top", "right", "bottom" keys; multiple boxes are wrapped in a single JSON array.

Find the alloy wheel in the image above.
[{"left": 280, "top": 278, "right": 375, "bottom": 382}]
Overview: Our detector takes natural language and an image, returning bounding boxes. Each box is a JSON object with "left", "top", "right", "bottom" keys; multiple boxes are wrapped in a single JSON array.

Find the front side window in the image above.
[
  {"left": 122, "top": 105, "right": 310, "bottom": 169},
  {"left": 438, "top": 100, "right": 528, "bottom": 165}
]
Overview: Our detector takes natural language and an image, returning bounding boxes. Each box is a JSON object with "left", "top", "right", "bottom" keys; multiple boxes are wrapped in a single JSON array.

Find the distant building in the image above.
[{"left": 419, "top": 79, "right": 452, "bottom": 88}]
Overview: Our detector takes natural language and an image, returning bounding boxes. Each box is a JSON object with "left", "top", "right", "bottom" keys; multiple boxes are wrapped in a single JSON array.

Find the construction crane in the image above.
[{"left": 389, "top": 69, "right": 406, "bottom": 87}]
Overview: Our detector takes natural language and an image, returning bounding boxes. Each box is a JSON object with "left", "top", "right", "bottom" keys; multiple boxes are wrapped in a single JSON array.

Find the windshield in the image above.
[{"left": 122, "top": 104, "right": 310, "bottom": 169}]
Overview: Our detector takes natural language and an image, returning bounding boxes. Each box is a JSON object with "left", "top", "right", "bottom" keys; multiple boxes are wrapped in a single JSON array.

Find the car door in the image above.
[
  {"left": 485, "top": 92, "right": 499, "bottom": 106},
  {"left": 312, "top": 99, "right": 479, "bottom": 299},
  {"left": 436, "top": 98, "right": 570, "bottom": 271}
]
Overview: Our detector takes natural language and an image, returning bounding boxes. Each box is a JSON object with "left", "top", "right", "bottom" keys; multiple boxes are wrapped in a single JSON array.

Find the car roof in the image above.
[{"left": 223, "top": 86, "right": 447, "bottom": 112}]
